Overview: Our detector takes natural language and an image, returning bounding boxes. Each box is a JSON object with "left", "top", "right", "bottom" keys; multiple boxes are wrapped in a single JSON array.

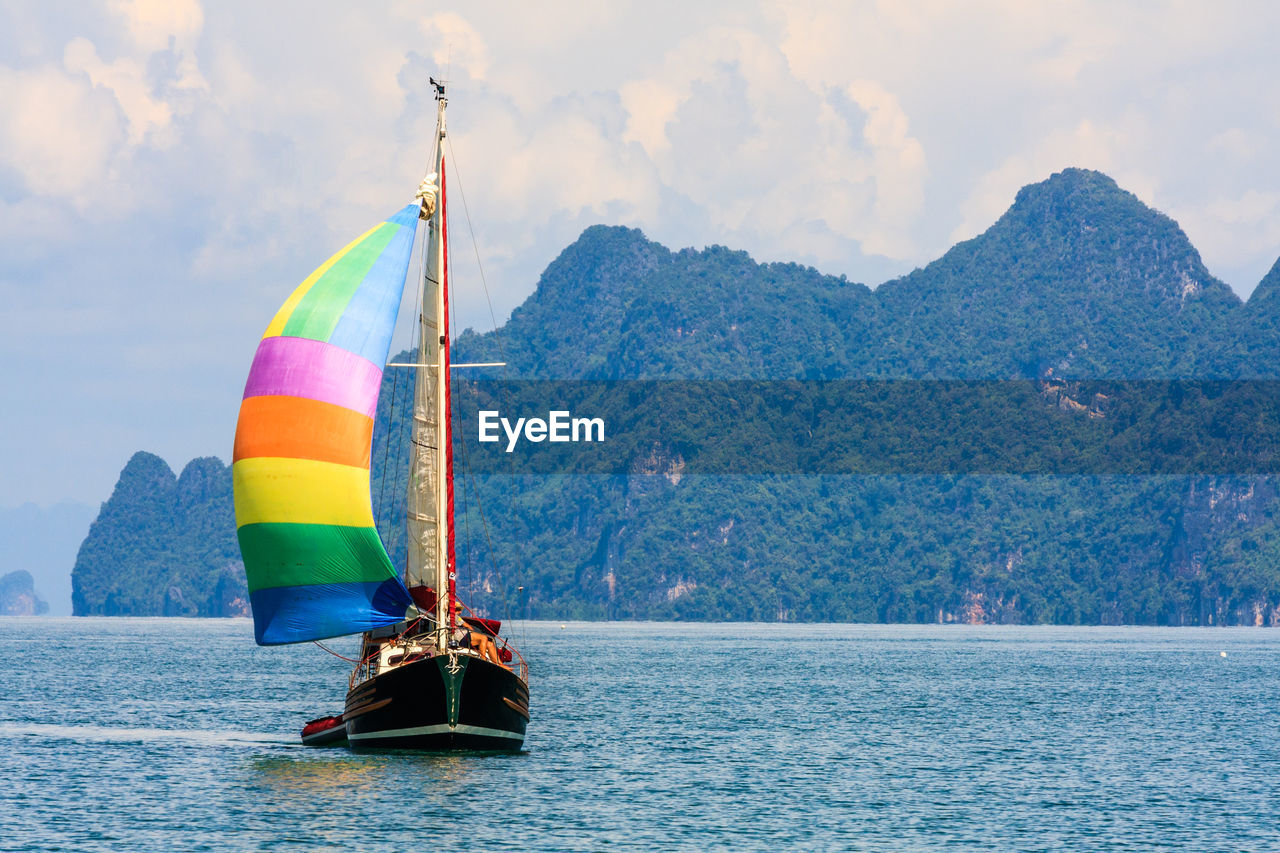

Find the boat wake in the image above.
[{"left": 0, "top": 722, "right": 287, "bottom": 747}]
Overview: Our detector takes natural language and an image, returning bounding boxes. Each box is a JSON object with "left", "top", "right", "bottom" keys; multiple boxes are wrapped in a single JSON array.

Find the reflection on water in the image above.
[
  {"left": 246, "top": 748, "right": 527, "bottom": 801},
  {"left": 248, "top": 752, "right": 459, "bottom": 793},
  {"left": 248, "top": 754, "right": 404, "bottom": 798}
]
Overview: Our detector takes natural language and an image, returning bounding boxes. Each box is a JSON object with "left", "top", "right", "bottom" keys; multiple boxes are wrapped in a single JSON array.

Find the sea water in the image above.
[{"left": 1, "top": 618, "right": 1278, "bottom": 851}]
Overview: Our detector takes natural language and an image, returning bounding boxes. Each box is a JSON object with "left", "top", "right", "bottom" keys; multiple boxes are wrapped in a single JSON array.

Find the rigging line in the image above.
[
  {"left": 457, "top": 395, "right": 475, "bottom": 605},
  {"left": 313, "top": 640, "right": 368, "bottom": 664},
  {"left": 445, "top": 137, "right": 523, "bottom": 629},
  {"left": 449, "top": 364, "right": 500, "bottom": 622},
  {"left": 445, "top": 135, "right": 509, "bottom": 373},
  {"left": 445, "top": 156, "right": 512, "bottom": 626},
  {"left": 449, "top": 390, "right": 514, "bottom": 623},
  {"left": 450, "top": 370, "right": 511, "bottom": 623},
  {"left": 444, "top": 135, "right": 521, "bottom": 479},
  {"left": 404, "top": 216, "right": 429, "bottom": 576},
  {"left": 376, "top": 214, "right": 421, "bottom": 552},
  {"left": 377, "top": 228, "right": 416, "bottom": 551},
  {"left": 454, "top": 399, "right": 476, "bottom": 606},
  {"left": 388, "top": 223, "right": 429, "bottom": 577},
  {"left": 452, "top": 381, "right": 492, "bottom": 619},
  {"left": 465, "top": 424, "right": 518, "bottom": 626},
  {"left": 444, "top": 168, "right": 480, "bottom": 613},
  {"left": 445, "top": 157, "right": 464, "bottom": 624},
  {"left": 375, "top": 358, "right": 398, "bottom": 547},
  {"left": 463, "top": 451, "right": 515, "bottom": 626}
]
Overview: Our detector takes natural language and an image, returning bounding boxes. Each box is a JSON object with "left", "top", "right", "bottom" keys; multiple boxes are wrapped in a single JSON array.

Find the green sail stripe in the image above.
[
  {"left": 238, "top": 522, "right": 396, "bottom": 593},
  {"left": 280, "top": 224, "right": 400, "bottom": 341}
]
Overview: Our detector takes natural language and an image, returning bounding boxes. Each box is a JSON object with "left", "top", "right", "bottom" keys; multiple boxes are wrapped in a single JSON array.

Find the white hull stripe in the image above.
[{"left": 348, "top": 723, "right": 523, "bottom": 742}]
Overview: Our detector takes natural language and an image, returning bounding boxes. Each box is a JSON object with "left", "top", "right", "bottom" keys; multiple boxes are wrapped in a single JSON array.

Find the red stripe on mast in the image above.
[{"left": 441, "top": 159, "right": 458, "bottom": 635}]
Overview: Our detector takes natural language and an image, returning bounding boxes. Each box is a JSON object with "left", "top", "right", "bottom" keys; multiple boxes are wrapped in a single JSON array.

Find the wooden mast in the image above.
[
  {"left": 435, "top": 87, "right": 458, "bottom": 648},
  {"left": 405, "top": 79, "right": 455, "bottom": 652},
  {"left": 424, "top": 81, "right": 456, "bottom": 650}
]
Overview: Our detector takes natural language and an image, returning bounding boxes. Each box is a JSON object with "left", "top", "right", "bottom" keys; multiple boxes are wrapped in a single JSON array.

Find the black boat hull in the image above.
[{"left": 344, "top": 653, "right": 528, "bottom": 751}]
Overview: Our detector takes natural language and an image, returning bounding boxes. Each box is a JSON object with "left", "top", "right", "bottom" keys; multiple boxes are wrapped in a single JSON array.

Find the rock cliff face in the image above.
[
  {"left": 0, "top": 571, "right": 49, "bottom": 615},
  {"left": 71, "top": 453, "right": 246, "bottom": 617},
  {"left": 1166, "top": 477, "right": 1280, "bottom": 626}
]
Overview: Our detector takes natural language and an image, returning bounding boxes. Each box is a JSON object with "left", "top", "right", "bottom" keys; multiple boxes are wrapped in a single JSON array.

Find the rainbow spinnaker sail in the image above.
[{"left": 233, "top": 204, "right": 418, "bottom": 645}]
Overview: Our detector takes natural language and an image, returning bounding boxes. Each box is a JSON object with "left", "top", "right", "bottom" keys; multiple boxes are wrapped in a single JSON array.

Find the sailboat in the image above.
[{"left": 232, "top": 81, "right": 530, "bottom": 750}]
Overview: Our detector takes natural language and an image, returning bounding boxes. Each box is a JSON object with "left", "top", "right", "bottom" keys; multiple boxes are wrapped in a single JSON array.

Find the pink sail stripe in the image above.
[{"left": 243, "top": 336, "right": 383, "bottom": 419}]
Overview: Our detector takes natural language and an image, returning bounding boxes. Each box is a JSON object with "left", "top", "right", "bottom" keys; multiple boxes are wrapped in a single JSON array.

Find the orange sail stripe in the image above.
[{"left": 233, "top": 395, "right": 374, "bottom": 469}]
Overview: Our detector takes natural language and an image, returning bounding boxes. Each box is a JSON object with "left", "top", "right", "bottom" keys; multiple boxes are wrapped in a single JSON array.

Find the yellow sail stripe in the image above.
[
  {"left": 232, "top": 456, "right": 375, "bottom": 528},
  {"left": 261, "top": 223, "right": 385, "bottom": 339}
]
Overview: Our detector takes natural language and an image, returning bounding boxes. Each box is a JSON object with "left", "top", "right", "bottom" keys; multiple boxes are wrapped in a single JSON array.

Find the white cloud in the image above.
[
  {"left": 64, "top": 37, "right": 175, "bottom": 145},
  {"left": 0, "top": 0, "right": 209, "bottom": 212},
  {"left": 1207, "top": 128, "right": 1259, "bottom": 160},
  {"left": 110, "top": 0, "right": 207, "bottom": 92},
  {"left": 612, "top": 25, "right": 931, "bottom": 264},
  {"left": 1207, "top": 190, "right": 1280, "bottom": 227},
  {"left": 6, "top": 0, "right": 1280, "bottom": 507},
  {"left": 111, "top": 0, "right": 204, "bottom": 50},
  {"left": 844, "top": 79, "right": 927, "bottom": 257},
  {"left": 1173, "top": 190, "right": 1280, "bottom": 294},
  {"left": 619, "top": 78, "right": 683, "bottom": 157},
  {"left": 418, "top": 12, "right": 490, "bottom": 82},
  {"left": 0, "top": 64, "right": 124, "bottom": 199}
]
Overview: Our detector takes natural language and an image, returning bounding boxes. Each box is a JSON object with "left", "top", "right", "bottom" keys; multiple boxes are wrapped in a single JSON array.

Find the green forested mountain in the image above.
[
  {"left": 74, "top": 168, "right": 1280, "bottom": 624},
  {"left": 1230, "top": 256, "right": 1280, "bottom": 374},
  {"left": 456, "top": 169, "right": 1243, "bottom": 379},
  {"left": 72, "top": 453, "right": 245, "bottom": 616},
  {"left": 872, "top": 170, "right": 1241, "bottom": 378}
]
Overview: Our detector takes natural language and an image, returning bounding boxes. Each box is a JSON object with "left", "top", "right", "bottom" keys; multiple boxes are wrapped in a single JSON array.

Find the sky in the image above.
[{"left": 2, "top": 0, "right": 1279, "bottom": 509}]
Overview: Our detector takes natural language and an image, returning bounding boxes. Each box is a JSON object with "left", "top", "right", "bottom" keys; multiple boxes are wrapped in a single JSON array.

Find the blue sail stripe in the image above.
[
  {"left": 250, "top": 579, "right": 412, "bottom": 645},
  {"left": 327, "top": 204, "right": 419, "bottom": 365}
]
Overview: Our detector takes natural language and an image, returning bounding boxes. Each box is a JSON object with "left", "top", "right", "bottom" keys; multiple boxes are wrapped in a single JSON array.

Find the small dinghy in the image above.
[{"left": 300, "top": 715, "right": 347, "bottom": 747}]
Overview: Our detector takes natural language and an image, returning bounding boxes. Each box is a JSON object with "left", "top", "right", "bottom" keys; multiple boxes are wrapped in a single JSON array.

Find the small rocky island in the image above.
[{"left": 1, "top": 570, "right": 49, "bottom": 616}]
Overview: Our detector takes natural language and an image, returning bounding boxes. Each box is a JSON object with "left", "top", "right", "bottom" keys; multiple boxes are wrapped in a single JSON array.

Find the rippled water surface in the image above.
[{"left": 2, "top": 618, "right": 1279, "bottom": 850}]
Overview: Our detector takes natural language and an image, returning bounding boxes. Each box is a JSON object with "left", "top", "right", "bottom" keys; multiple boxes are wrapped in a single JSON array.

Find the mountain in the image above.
[
  {"left": 458, "top": 169, "right": 1241, "bottom": 380},
  {"left": 872, "top": 169, "right": 1240, "bottom": 378},
  {"left": 73, "top": 168, "right": 1280, "bottom": 624},
  {"left": 1230, "top": 256, "right": 1280, "bottom": 375},
  {"left": 72, "top": 452, "right": 245, "bottom": 616},
  {"left": 456, "top": 225, "right": 873, "bottom": 379},
  {"left": 0, "top": 570, "right": 48, "bottom": 615}
]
